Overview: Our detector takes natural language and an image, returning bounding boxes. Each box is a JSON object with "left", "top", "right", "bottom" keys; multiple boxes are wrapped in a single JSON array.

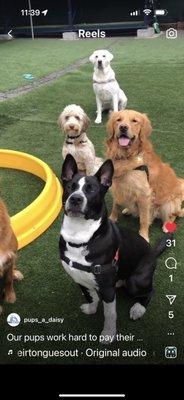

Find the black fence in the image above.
[{"left": 0, "top": 0, "right": 184, "bottom": 35}]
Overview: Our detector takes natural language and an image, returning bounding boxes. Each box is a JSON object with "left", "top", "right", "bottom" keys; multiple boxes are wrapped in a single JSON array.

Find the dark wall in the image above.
[
  {"left": 74, "top": 0, "right": 184, "bottom": 23},
  {"left": 0, "top": 0, "right": 184, "bottom": 31},
  {"left": 159, "top": 0, "right": 184, "bottom": 22},
  {"left": 74, "top": 0, "right": 144, "bottom": 23}
]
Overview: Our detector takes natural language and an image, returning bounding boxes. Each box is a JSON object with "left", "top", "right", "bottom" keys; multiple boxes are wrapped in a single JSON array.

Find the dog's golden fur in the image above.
[
  {"left": 0, "top": 200, "right": 23, "bottom": 315},
  {"left": 106, "top": 109, "right": 184, "bottom": 241}
]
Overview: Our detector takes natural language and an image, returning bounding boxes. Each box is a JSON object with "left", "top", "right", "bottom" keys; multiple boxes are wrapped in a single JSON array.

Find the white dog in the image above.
[
  {"left": 89, "top": 49, "right": 127, "bottom": 124},
  {"left": 58, "top": 104, "right": 103, "bottom": 175}
]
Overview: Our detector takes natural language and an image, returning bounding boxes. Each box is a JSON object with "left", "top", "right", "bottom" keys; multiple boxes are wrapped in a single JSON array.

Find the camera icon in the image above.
[{"left": 166, "top": 28, "right": 177, "bottom": 39}]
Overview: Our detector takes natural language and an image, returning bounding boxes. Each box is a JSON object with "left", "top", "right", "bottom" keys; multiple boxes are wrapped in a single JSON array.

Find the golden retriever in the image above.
[
  {"left": 106, "top": 109, "right": 184, "bottom": 241},
  {"left": 0, "top": 200, "right": 23, "bottom": 315}
]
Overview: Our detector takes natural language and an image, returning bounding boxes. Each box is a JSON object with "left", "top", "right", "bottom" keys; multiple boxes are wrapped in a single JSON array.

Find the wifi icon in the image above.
[{"left": 143, "top": 9, "right": 152, "bottom": 16}]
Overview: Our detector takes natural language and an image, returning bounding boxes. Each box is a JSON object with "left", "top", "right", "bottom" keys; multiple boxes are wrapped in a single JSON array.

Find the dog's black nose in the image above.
[
  {"left": 119, "top": 125, "right": 128, "bottom": 133},
  {"left": 98, "top": 60, "right": 102, "bottom": 65},
  {"left": 69, "top": 195, "right": 83, "bottom": 206}
]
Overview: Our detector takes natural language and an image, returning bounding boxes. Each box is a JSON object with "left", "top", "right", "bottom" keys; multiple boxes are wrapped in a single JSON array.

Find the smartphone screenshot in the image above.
[{"left": 0, "top": 0, "right": 183, "bottom": 398}]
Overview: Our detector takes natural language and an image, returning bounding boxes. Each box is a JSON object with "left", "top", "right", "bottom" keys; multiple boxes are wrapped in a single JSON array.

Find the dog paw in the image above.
[
  {"left": 122, "top": 208, "right": 130, "bottom": 215},
  {"left": 99, "top": 330, "right": 116, "bottom": 345},
  {"left": 130, "top": 303, "right": 146, "bottom": 320},
  {"left": 80, "top": 303, "right": 97, "bottom": 315},
  {"left": 5, "top": 291, "right": 16, "bottom": 304},
  {"left": 95, "top": 117, "right": 102, "bottom": 124},
  {"left": 13, "top": 270, "right": 24, "bottom": 281}
]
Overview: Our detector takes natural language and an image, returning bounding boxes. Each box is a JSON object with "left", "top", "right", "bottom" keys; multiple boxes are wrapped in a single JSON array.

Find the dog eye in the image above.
[
  {"left": 103, "top": 55, "right": 106, "bottom": 57},
  {"left": 75, "top": 116, "right": 80, "bottom": 121},
  {"left": 65, "top": 115, "right": 69, "bottom": 120},
  {"left": 71, "top": 182, "right": 77, "bottom": 191},
  {"left": 85, "top": 183, "right": 93, "bottom": 192},
  {"left": 132, "top": 119, "right": 138, "bottom": 123},
  {"left": 67, "top": 182, "right": 76, "bottom": 191},
  {"left": 116, "top": 118, "right": 121, "bottom": 122},
  {"left": 95, "top": 55, "right": 98, "bottom": 58}
]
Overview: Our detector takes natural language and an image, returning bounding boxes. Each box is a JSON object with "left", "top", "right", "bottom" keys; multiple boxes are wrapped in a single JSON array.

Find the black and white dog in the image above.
[{"left": 59, "top": 154, "right": 171, "bottom": 344}]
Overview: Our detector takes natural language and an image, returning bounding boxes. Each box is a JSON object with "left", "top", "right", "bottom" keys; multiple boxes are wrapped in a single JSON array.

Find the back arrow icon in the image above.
[{"left": 8, "top": 30, "right": 12, "bottom": 38}]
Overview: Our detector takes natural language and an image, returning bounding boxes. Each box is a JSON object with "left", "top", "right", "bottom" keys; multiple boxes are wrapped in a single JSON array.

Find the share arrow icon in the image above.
[{"left": 166, "top": 295, "right": 177, "bottom": 305}]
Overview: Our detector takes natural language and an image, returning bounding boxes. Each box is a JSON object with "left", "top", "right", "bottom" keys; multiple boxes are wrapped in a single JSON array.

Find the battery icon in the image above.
[{"left": 155, "top": 9, "right": 168, "bottom": 16}]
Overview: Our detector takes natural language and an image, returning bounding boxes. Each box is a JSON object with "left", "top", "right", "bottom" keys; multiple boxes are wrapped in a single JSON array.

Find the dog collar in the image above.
[
  {"left": 93, "top": 79, "right": 116, "bottom": 84},
  {"left": 66, "top": 140, "right": 74, "bottom": 145},
  {"left": 66, "top": 139, "right": 87, "bottom": 145},
  {"left": 114, "top": 155, "right": 124, "bottom": 161},
  {"left": 114, "top": 152, "right": 143, "bottom": 162},
  {"left": 67, "top": 132, "right": 83, "bottom": 140}
]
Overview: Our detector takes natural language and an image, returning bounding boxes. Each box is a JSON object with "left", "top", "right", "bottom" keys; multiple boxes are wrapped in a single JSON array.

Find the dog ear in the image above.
[
  {"left": 61, "top": 154, "right": 78, "bottom": 182},
  {"left": 89, "top": 52, "right": 95, "bottom": 63},
  {"left": 57, "top": 114, "right": 63, "bottom": 131},
  {"left": 82, "top": 113, "right": 90, "bottom": 132},
  {"left": 95, "top": 159, "right": 114, "bottom": 188},
  {"left": 108, "top": 51, "right": 114, "bottom": 61},
  {"left": 106, "top": 112, "right": 119, "bottom": 143},
  {"left": 140, "top": 114, "right": 152, "bottom": 139}
]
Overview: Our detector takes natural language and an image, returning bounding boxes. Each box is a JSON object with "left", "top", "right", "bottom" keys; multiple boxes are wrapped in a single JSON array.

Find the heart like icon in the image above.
[{"left": 165, "top": 222, "right": 177, "bottom": 233}]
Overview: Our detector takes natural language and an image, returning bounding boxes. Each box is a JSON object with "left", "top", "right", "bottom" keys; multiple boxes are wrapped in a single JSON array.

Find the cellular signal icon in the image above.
[
  {"left": 130, "top": 10, "right": 140, "bottom": 16},
  {"left": 143, "top": 9, "right": 152, "bottom": 16}
]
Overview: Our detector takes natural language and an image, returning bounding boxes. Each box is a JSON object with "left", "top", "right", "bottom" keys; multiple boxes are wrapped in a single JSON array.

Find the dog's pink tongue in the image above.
[{"left": 119, "top": 137, "right": 130, "bottom": 147}]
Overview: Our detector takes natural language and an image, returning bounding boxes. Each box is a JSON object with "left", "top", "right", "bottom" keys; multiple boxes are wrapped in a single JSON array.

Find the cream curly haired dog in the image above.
[{"left": 58, "top": 104, "right": 102, "bottom": 175}]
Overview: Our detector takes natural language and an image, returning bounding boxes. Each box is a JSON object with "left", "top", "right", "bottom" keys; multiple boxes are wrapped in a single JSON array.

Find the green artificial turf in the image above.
[
  {"left": 0, "top": 37, "right": 184, "bottom": 365},
  {"left": 0, "top": 38, "right": 116, "bottom": 92}
]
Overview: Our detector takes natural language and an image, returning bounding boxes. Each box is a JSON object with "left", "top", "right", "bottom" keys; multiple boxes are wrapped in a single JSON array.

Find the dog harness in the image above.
[
  {"left": 114, "top": 164, "right": 149, "bottom": 182},
  {"left": 61, "top": 220, "right": 120, "bottom": 275},
  {"left": 62, "top": 251, "right": 119, "bottom": 275},
  {"left": 134, "top": 165, "right": 149, "bottom": 181}
]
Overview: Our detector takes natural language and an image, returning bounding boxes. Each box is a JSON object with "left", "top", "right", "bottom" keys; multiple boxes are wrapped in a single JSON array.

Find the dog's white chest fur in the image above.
[
  {"left": 94, "top": 81, "right": 119, "bottom": 102},
  {"left": 93, "top": 67, "right": 117, "bottom": 101},
  {"left": 61, "top": 243, "right": 97, "bottom": 289},
  {"left": 60, "top": 215, "right": 101, "bottom": 244},
  {"left": 60, "top": 215, "right": 101, "bottom": 289},
  {"left": 65, "top": 242, "right": 90, "bottom": 266},
  {"left": 62, "top": 260, "right": 97, "bottom": 289}
]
